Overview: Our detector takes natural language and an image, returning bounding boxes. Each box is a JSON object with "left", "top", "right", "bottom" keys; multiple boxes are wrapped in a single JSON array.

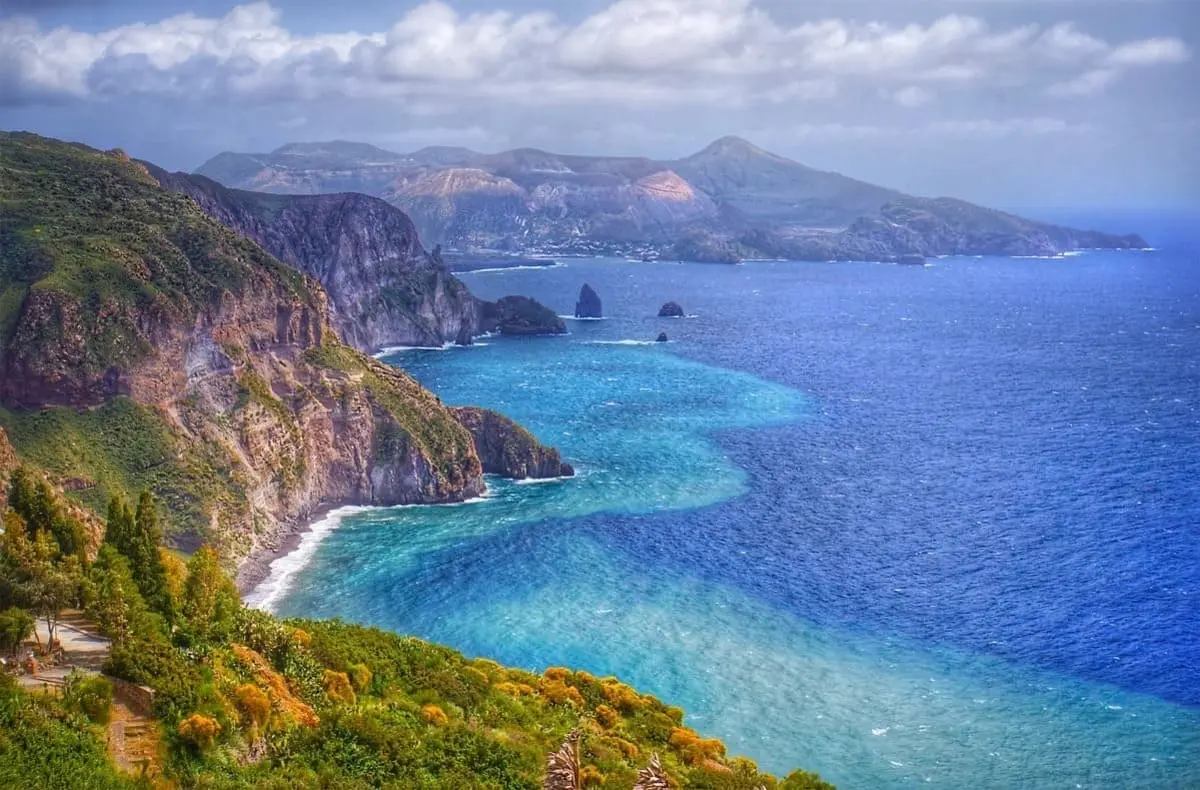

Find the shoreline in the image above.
[
  {"left": 235, "top": 502, "right": 342, "bottom": 601},
  {"left": 235, "top": 492, "right": 499, "bottom": 609}
]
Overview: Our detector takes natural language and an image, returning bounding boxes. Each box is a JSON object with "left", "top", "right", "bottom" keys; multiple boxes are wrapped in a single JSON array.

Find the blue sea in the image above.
[{"left": 252, "top": 233, "right": 1200, "bottom": 788}]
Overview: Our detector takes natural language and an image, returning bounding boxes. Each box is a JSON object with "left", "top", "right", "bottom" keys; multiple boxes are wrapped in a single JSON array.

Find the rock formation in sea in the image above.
[
  {"left": 480, "top": 297, "right": 568, "bottom": 336},
  {"left": 656, "top": 333, "right": 669, "bottom": 343},
  {"left": 576, "top": 285, "right": 603, "bottom": 319},
  {"left": 658, "top": 302, "right": 685, "bottom": 318},
  {"left": 0, "top": 132, "right": 571, "bottom": 570},
  {"left": 452, "top": 408, "right": 575, "bottom": 480}
]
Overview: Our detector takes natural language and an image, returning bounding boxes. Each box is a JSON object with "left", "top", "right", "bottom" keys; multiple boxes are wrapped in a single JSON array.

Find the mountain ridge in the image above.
[{"left": 197, "top": 136, "right": 1146, "bottom": 260}]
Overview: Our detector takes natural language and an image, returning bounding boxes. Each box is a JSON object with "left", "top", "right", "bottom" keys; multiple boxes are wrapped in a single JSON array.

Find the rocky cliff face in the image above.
[
  {"left": 451, "top": 407, "right": 574, "bottom": 480},
  {"left": 0, "top": 133, "right": 568, "bottom": 570},
  {"left": 145, "top": 167, "right": 480, "bottom": 352}
]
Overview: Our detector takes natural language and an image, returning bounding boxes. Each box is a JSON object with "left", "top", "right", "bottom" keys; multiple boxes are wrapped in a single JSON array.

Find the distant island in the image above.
[{"left": 197, "top": 136, "right": 1146, "bottom": 263}]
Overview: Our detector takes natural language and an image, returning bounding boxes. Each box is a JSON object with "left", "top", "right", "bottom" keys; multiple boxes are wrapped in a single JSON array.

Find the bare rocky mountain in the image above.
[{"left": 196, "top": 136, "right": 1145, "bottom": 262}]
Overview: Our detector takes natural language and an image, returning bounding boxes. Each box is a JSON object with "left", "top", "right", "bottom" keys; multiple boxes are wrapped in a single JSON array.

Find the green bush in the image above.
[
  {"left": 0, "top": 606, "right": 34, "bottom": 656},
  {"left": 62, "top": 670, "right": 113, "bottom": 725}
]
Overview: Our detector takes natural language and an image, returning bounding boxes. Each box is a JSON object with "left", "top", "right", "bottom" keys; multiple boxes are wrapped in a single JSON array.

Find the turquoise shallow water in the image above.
[{"left": 260, "top": 253, "right": 1200, "bottom": 788}]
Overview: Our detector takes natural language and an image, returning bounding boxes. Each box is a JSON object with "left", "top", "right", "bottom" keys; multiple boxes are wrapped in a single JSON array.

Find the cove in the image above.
[{"left": 264, "top": 255, "right": 1200, "bottom": 788}]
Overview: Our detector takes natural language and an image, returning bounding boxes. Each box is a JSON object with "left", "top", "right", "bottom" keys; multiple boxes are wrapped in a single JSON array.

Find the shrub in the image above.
[
  {"left": 543, "top": 666, "right": 570, "bottom": 682},
  {"left": 494, "top": 682, "right": 535, "bottom": 697},
  {"left": 348, "top": 663, "right": 373, "bottom": 694},
  {"left": 322, "top": 670, "right": 356, "bottom": 705},
  {"left": 62, "top": 671, "right": 113, "bottom": 725},
  {"left": 235, "top": 684, "right": 271, "bottom": 732},
  {"left": 669, "top": 726, "right": 726, "bottom": 765},
  {"left": 420, "top": 704, "right": 449, "bottom": 726},
  {"left": 781, "top": 769, "right": 837, "bottom": 790},
  {"left": 581, "top": 764, "right": 605, "bottom": 786},
  {"left": 540, "top": 679, "right": 584, "bottom": 708},
  {"left": 594, "top": 704, "right": 619, "bottom": 729},
  {"left": 179, "top": 713, "right": 222, "bottom": 750},
  {"left": 0, "top": 606, "right": 34, "bottom": 656},
  {"left": 601, "top": 680, "right": 645, "bottom": 712}
]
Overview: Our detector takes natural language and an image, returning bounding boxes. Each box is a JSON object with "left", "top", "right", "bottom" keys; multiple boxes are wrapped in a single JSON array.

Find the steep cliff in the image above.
[
  {"left": 145, "top": 166, "right": 481, "bottom": 352},
  {"left": 0, "top": 133, "right": 566, "bottom": 567},
  {"left": 452, "top": 407, "right": 574, "bottom": 480}
]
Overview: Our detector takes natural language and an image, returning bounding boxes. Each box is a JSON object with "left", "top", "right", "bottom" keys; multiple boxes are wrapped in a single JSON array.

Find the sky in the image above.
[{"left": 1, "top": 0, "right": 1197, "bottom": 210}]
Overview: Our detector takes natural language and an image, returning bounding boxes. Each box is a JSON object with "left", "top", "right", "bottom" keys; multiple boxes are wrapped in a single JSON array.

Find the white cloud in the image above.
[
  {"left": 894, "top": 85, "right": 934, "bottom": 107},
  {"left": 1107, "top": 37, "right": 1191, "bottom": 66},
  {"left": 1047, "top": 67, "right": 1117, "bottom": 96},
  {"left": 0, "top": 0, "right": 1189, "bottom": 107}
]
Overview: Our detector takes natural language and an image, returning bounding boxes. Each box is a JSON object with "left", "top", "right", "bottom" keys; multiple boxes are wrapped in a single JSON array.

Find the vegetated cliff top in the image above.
[{"left": 0, "top": 131, "right": 316, "bottom": 401}]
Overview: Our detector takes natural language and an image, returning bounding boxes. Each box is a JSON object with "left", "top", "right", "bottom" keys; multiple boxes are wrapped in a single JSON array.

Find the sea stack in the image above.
[
  {"left": 658, "top": 301, "right": 685, "bottom": 318},
  {"left": 656, "top": 332, "right": 669, "bottom": 343},
  {"left": 575, "top": 284, "right": 603, "bottom": 318}
]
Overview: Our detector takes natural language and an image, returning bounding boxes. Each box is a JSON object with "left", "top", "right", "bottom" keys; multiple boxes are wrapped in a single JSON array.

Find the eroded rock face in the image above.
[
  {"left": 575, "top": 285, "right": 603, "bottom": 319},
  {"left": 147, "top": 166, "right": 481, "bottom": 353},
  {"left": 658, "top": 302, "right": 685, "bottom": 318},
  {"left": 451, "top": 407, "right": 574, "bottom": 480}
]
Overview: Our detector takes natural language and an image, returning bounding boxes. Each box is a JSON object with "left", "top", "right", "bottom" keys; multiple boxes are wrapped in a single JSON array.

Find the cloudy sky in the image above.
[{"left": 2, "top": 0, "right": 1196, "bottom": 209}]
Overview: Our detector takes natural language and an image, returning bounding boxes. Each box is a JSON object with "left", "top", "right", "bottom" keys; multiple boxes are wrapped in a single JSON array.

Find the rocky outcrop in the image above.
[
  {"left": 145, "top": 166, "right": 481, "bottom": 353},
  {"left": 451, "top": 408, "right": 574, "bottom": 480},
  {"left": 658, "top": 302, "right": 685, "bottom": 318},
  {"left": 575, "top": 285, "right": 603, "bottom": 319},
  {"left": 656, "top": 333, "right": 669, "bottom": 343},
  {"left": 479, "top": 297, "right": 567, "bottom": 336},
  {"left": 0, "top": 133, "right": 570, "bottom": 570}
]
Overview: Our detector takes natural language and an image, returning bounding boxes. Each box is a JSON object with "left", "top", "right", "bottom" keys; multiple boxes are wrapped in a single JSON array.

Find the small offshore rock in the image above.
[
  {"left": 575, "top": 284, "right": 603, "bottom": 318},
  {"left": 658, "top": 301, "right": 685, "bottom": 318},
  {"left": 656, "top": 332, "right": 669, "bottom": 343}
]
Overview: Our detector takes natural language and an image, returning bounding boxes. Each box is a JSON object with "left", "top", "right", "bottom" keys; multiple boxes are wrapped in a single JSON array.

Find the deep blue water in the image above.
[{"left": 255, "top": 244, "right": 1200, "bottom": 788}]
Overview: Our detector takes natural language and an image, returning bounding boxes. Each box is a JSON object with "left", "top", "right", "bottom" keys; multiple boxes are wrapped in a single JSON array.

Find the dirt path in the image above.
[
  {"left": 108, "top": 700, "right": 162, "bottom": 777},
  {"left": 17, "top": 611, "right": 162, "bottom": 777}
]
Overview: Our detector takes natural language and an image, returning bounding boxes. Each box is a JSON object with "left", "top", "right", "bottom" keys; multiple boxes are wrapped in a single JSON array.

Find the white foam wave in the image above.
[
  {"left": 245, "top": 505, "right": 374, "bottom": 613},
  {"left": 588, "top": 339, "right": 663, "bottom": 346},
  {"left": 872, "top": 727, "right": 889, "bottom": 736},
  {"left": 246, "top": 495, "right": 495, "bottom": 612},
  {"left": 514, "top": 475, "right": 573, "bottom": 485},
  {"left": 560, "top": 315, "right": 608, "bottom": 321},
  {"left": 373, "top": 341, "right": 487, "bottom": 358},
  {"left": 462, "top": 261, "right": 567, "bottom": 274}
]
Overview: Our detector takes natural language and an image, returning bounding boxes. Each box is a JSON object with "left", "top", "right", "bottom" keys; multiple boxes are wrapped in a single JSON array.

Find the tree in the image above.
[
  {"left": 103, "top": 493, "right": 172, "bottom": 620},
  {"left": 7, "top": 468, "right": 86, "bottom": 560},
  {"left": 0, "top": 606, "right": 35, "bottom": 656},
  {"left": 17, "top": 532, "right": 84, "bottom": 650},
  {"left": 182, "top": 546, "right": 239, "bottom": 643},
  {"left": 85, "top": 545, "right": 156, "bottom": 648}
]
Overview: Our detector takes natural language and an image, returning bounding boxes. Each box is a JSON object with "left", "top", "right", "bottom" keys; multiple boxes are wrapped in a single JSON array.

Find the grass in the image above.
[
  {"left": 0, "top": 398, "right": 237, "bottom": 544},
  {"left": 0, "top": 132, "right": 315, "bottom": 381}
]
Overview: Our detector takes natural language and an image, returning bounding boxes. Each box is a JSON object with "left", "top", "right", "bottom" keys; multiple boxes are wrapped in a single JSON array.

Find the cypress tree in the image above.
[
  {"left": 133, "top": 492, "right": 172, "bottom": 619},
  {"left": 104, "top": 493, "right": 172, "bottom": 620}
]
